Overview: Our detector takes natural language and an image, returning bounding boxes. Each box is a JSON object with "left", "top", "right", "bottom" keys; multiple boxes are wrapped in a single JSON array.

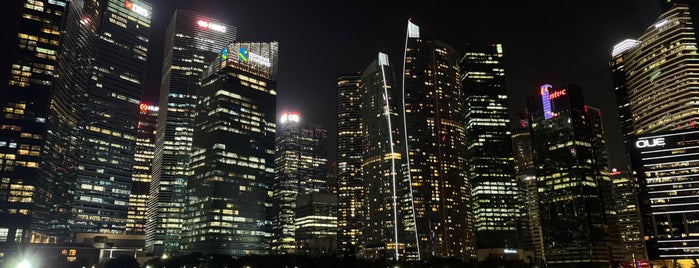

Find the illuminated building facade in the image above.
[
  {"left": 38, "top": 0, "right": 151, "bottom": 239},
  {"left": 629, "top": 130, "right": 699, "bottom": 262},
  {"left": 272, "top": 112, "right": 329, "bottom": 254},
  {"left": 126, "top": 103, "right": 157, "bottom": 235},
  {"left": 609, "top": 168, "right": 646, "bottom": 261},
  {"left": 147, "top": 10, "right": 236, "bottom": 255},
  {"left": 359, "top": 52, "right": 417, "bottom": 261},
  {"left": 0, "top": 0, "right": 67, "bottom": 251},
  {"left": 612, "top": 4, "right": 699, "bottom": 137},
  {"left": 527, "top": 84, "right": 614, "bottom": 267},
  {"left": 460, "top": 43, "right": 519, "bottom": 260},
  {"left": 180, "top": 41, "right": 278, "bottom": 256},
  {"left": 336, "top": 73, "right": 363, "bottom": 256},
  {"left": 610, "top": 3, "right": 699, "bottom": 263},
  {"left": 511, "top": 126, "right": 544, "bottom": 263},
  {"left": 400, "top": 20, "right": 472, "bottom": 260},
  {"left": 294, "top": 192, "right": 337, "bottom": 256}
]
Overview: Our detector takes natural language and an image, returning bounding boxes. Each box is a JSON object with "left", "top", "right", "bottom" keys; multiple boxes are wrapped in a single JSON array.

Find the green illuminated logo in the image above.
[
  {"left": 238, "top": 47, "right": 248, "bottom": 62},
  {"left": 221, "top": 47, "right": 228, "bottom": 62}
]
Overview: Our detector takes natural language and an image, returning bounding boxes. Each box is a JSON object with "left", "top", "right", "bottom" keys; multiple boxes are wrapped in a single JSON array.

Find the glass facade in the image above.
[
  {"left": 528, "top": 84, "right": 614, "bottom": 266},
  {"left": 461, "top": 43, "right": 519, "bottom": 259},
  {"left": 359, "top": 52, "right": 417, "bottom": 261},
  {"left": 147, "top": 10, "right": 236, "bottom": 256},
  {"left": 180, "top": 41, "right": 278, "bottom": 256},
  {"left": 402, "top": 21, "right": 473, "bottom": 260},
  {"left": 39, "top": 0, "right": 151, "bottom": 238},
  {"left": 629, "top": 129, "right": 699, "bottom": 260},
  {"left": 336, "top": 74, "right": 363, "bottom": 256},
  {"left": 294, "top": 193, "right": 337, "bottom": 256},
  {"left": 127, "top": 103, "right": 157, "bottom": 235},
  {"left": 0, "top": 0, "right": 67, "bottom": 251},
  {"left": 272, "top": 113, "right": 328, "bottom": 254}
]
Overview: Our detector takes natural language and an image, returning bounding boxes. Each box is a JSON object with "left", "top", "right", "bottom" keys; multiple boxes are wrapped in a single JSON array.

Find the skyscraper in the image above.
[
  {"left": 295, "top": 192, "right": 337, "bottom": 256},
  {"left": 336, "top": 73, "right": 363, "bottom": 255},
  {"left": 460, "top": 43, "right": 520, "bottom": 260},
  {"left": 39, "top": 0, "right": 152, "bottom": 239},
  {"left": 127, "top": 103, "right": 158, "bottom": 235},
  {"left": 180, "top": 41, "right": 278, "bottom": 256},
  {"left": 528, "top": 84, "right": 614, "bottom": 267},
  {"left": 0, "top": 0, "right": 67, "bottom": 251},
  {"left": 147, "top": 10, "right": 236, "bottom": 255},
  {"left": 512, "top": 125, "right": 544, "bottom": 264},
  {"left": 272, "top": 112, "right": 328, "bottom": 254},
  {"left": 610, "top": 3, "right": 699, "bottom": 263},
  {"left": 401, "top": 20, "right": 473, "bottom": 260},
  {"left": 359, "top": 52, "right": 417, "bottom": 261}
]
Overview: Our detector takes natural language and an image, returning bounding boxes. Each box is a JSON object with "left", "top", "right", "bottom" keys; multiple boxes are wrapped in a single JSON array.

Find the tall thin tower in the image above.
[
  {"left": 401, "top": 20, "right": 473, "bottom": 260},
  {"left": 147, "top": 10, "right": 236, "bottom": 256},
  {"left": 336, "top": 73, "right": 363, "bottom": 255}
]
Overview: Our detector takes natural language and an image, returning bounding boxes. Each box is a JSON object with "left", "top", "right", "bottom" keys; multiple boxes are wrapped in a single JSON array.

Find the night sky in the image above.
[{"left": 5, "top": 0, "right": 664, "bottom": 168}]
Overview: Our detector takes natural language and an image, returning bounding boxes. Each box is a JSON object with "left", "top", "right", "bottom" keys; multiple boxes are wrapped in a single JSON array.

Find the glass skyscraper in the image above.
[
  {"left": 401, "top": 20, "right": 473, "bottom": 260},
  {"left": 127, "top": 103, "right": 158, "bottom": 235},
  {"left": 180, "top": 41, "right": 278, "bottom": 256},
  {"left": 359, "top": 52, "right": 418, "bottom": 261},
  {"left": 39, "top": 0, "right": 151, "bottom": 239},
  {"left": 528, "top": 84, "right": 615, "bottom": 267},
  {"left": 460, "top": 43, "right": 520, "bottom": 260},
  {"left": 611, "top": 3, "right": 699, "bottom": 263},
  {"left": 0, "top": 0, "right": 67, "bottom": 251},
  {"left": 147, "top": 10, "right": 236, "bottom": 256},
  {"left": 272, "top": 113, "right": 328, "bottom": 254},
  {"left": 336, "top": 73, "right": 363, "bottom": 256}
]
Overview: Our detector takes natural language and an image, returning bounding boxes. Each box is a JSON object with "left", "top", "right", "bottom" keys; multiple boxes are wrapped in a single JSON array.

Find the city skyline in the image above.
[{"left": 2, "top": 1, "right": 662, "bottom": 167}]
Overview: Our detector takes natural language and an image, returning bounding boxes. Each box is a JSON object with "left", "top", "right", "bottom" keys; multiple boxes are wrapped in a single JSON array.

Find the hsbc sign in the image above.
[{"left": 635, "top": 138, "right": 666, "bottom": 148}]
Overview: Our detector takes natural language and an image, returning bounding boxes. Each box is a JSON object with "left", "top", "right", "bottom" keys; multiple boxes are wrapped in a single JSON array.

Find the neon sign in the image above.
[
  {"left": 139, "top": 103, "right": 158, "bottom": 113},
  {"left": 635, "top": 138, "right": 665, "bottom": 148},
  {"left": 548, "top": 89, "right": 566, "bottom": 99},
  {"left": 540, "top": 84, "right": 553, "bottom": 119},
  {"left": 125, "top": 0, "right": 150, "bottom": 18},
  {"left": 221, "top": 47, "right": 228, "bottom": 62},
  {"left": 196, "top": 20, "right": 226, "bottom": 33}
]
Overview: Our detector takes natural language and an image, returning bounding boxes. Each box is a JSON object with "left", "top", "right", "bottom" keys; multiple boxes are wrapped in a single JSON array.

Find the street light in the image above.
[{"left": 16, "top": 260, "right": 31, "bottom": 268}]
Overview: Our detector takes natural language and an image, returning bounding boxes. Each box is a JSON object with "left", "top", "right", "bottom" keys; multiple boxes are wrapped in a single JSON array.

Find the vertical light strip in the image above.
[
  {"left": 379, "top": 52, "right": 400, "bottom": 261},
  {"left": 540, "top": 84, "right": 552, "bottom": 120},
  {"left": 401, "top": 19, "right": 421, "bottom": 260}
]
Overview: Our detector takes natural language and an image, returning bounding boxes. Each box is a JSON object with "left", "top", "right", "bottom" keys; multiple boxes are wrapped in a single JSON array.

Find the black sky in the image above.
[{"left": 5, "top": 0, "right": 663, "bottom": 168}]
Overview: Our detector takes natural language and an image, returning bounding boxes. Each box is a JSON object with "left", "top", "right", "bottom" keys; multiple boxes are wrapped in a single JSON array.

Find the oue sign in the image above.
[{"left": 635, "top": 138, "right": 666, "bottom": 148}]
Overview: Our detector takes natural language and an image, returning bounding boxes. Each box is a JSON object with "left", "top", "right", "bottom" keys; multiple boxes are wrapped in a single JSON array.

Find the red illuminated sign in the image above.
[
  {"left": 139, "top": 103, "right": 148, "bottom": 112},
  {"left": 548, "top": 89, "right": 566, "bottom": 100}
]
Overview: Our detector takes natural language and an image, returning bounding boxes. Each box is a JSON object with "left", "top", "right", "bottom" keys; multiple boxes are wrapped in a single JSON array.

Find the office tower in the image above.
[
  {"left": 527, "top": 84, "right": 613, "bottom": 267},
  {"left": 272, "top": 112, "right": 329, "bottom": 254},
  {"left": 460, "top": 43, "right": 519, "bottom": 260},
  {"left": 37, "top": 0, "right": 151, "bottom": 240},
  {"left": 629, "top": 130, "right": 699, "bottom": 264},
  {"left": 610, "top": 3, "right": 699, "bottom": 263},
  {"left": 147, "top": 10, "right": 236, "bottom": 255},
  {"left": 359, "top": 52, "right": 417, "bottom": 261},
  {"left": 0, "top": 0, "right": 67, "bottom": 251},
  {"left": 401, "top": 20, "right": 473, "bottom": 260},
  {"left": 609, "top": 168, "right": 646, "bottom": 261},
  {"left": 511, "top": 125, "right": 544, "bottom": 264},
  {"left": 126, "top": 103, "right": 158, "bottom": 235},
  {"left": 336, "top": 73, "right": 363, "bottom": 255},
  {"left": 180, "top": 41, "right": 278, "bottom": 256},
  {"left": 295, "top": 192, "right": 338, "bottom": 256}
]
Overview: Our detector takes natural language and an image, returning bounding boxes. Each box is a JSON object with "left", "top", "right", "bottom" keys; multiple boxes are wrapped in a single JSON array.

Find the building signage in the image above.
[
  {"left": 238, "top": 47, "right": 271, "bottom": 67},
  {"left": 548, "top": 89, "right": 566, "bottom": 99},
  {"left": 221, "top": 47, "right": 228, "bottom": 62},
  {"left": 280, "top": 112, "right": 300, "bottom": 123},
  {"left": 540, "top": 84, "right": 553, "bottom": 120},
  {"left": 125, "top": 0, "right": 150, "bottom": 18},
  {"left": 139, "top": 103, "right": 158, "bottom": 112},
  {"left": 503, "top": 249, "right": 517, "bottom": 254},
  {"left": 196, "top": 20, "right": 226, "bottom": 33},
  {"left": 635, "top": 137, "right": 665, "bottom": 148}
]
